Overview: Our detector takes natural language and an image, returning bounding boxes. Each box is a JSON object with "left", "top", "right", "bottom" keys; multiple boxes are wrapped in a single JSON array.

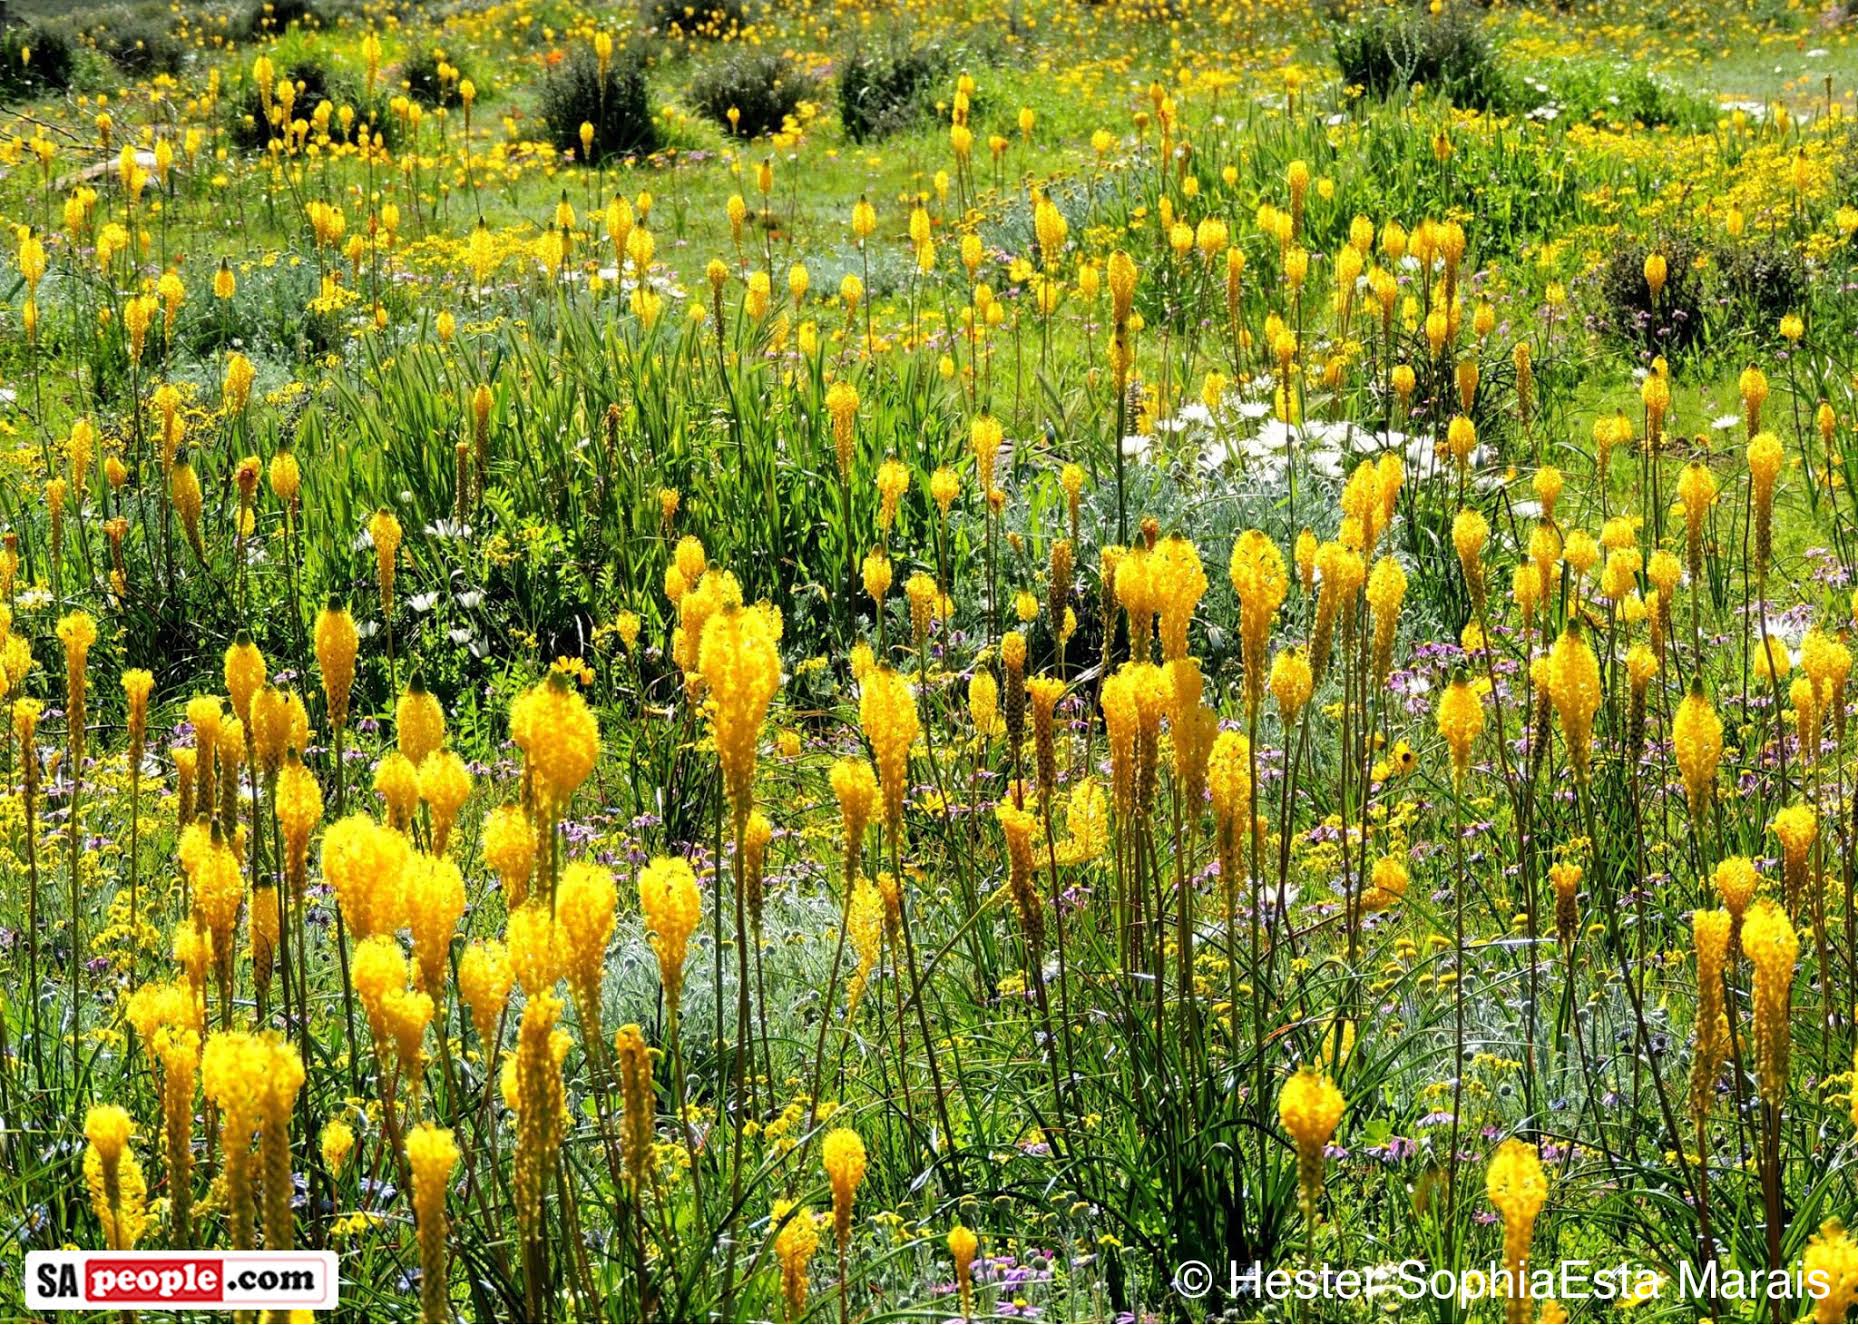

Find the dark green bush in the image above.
[
  {"left": 1596, "top": 234, "right": 1706, "bottom": 356},
  {"left": 0, "top": 21, "right": 80, "bottom": 100},
  {"left": 647, "top": 0, "right": 750, "bottom": 40},
  {"left": 538, "top": 45, "right": 657, "bottom": 163},
  {"left": 233, "top": 57, "right": 377, "bottom": 148},
  {"left": 838, "top": 41, "right": 951, "bottom": 142},
  {"left": 88, "top": 13, "right": 188, "bottom": 79},
  {"left": 245, "top": 0, "right": 321, "bottom": 39},
  {"left": 402, "top": 44, "right": 475, "bottom": 107},
  {"left": 690, "top": 51, "right": 816, "bottom": 138},
  {"left": 1333, "top": 5, "right": 1505, "bottom": 110},
  {"left": 1718, "top": 244, "right": 1807, "bottom": 332}
]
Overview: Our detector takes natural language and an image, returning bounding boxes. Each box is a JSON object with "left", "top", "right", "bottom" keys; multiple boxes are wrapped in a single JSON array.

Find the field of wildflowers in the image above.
[{"left": 3, "top": 0, "right": 1858, "bottom": 1319}]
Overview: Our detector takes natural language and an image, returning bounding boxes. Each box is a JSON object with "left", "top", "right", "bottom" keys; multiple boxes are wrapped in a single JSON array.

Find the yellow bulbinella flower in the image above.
[
  {"left": 511, "top": 671, "right": 599, "bottom": 820},
  {"left": 1486, "top": 1138, "right": 1548, "bottom": 1324},
  {"left": 1228, "top": 530, "right": 1288, "bottom": 715},
  {"left": 1672, "top": 679, "right": 1723, "bottom": 819},
  {"left": 1743, "top": 898, "right": 1796, "bottom": 1106},
  {"left": 1436, "top": 671, "right": 1484, "bottom": 786},
  {"left": 1278, "top": 1066, "right": 1344, "bottom": 1218},
  {"left": 639, "top": 856, "right": 701, "bottom": 1015}
]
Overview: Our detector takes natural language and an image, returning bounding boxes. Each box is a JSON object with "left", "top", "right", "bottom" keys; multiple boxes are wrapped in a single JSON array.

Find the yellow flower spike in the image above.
[
  {"left": 1436, "top": 670, "right": 1485, "bottom": 787},
  {"left": 1278, "top": 1065, "right": 1344, "bottom": 1219},
  {"left": 859, "top": 666, "right": 917, "bottom": 833},
  {"left": 967, "top": 669, "right": 999, "bottom": 742},
  {"left": 373, "top": 751, "right": 420, "bottom": 832},
  {"left": 418, "top": 750, "right": 471, "bottom": 856},
  {"left": 969, "top": 414, "right": 1003, "bottom": 496},
  {"left": 1310, "top": 541, "right": 1362, "bottom": 684},
  {"left": 1713, "top": 857, "right": 1758, "bottom": 935},
  {"left": 1740, "top": 364, "right": 1770, "bottom": 437},
  {"left": 1546, "top": 621, "right": 1601, "bottom": 783},
  {"left": 396, "top": 674, "right": 445, "bottom": 767},
  {"left": 996, "top": 800, "right": 1043, "bottom": 952},
  {"left": 186, "top": 826, "right": 243, "bottom": 976},
  {"left": 700, "top": 602, "right": 782, "bottom": 825},
  {"left": 639, "top": 857, "right": 701, "bottom": 1016},
  {"left": 369, "top": 507, "right": 402, "bottom": 619},
  {"left": 510, "top": 670, "right": 599, "bottom": 822},
  {"left": 200, "top": 1030, "right": 271, "bottom": 1249},
  {"left": 313, "top": 597, "right": 359, "bottom": 734},
  {"left": 83, "top": 1104, "right": 147, "bottom": 1251},
  {"left": 1445, "top": 415, "right": 1477, "bottom": 469},
  {"left": 1270, "top": 648, "right": 1313, "bottom": 727},
  {"left": 1293, "top": 529, "right": 1318, "bottom": 594},
  {"left": 1676, "top": 460, "right": 1717, "bottom": 585},
  {"left": 822, "top": 1126, "right": 867, "bottom": 1257},
  {"left": 1365, "top": 556, "right": 1406, "bottom": 685},
  {"left": 1754, "top": 631, "right": 1792, "bottom": 685},
  {"left": 1549, "top": 862, "right": 1581, "bottom": 946},
  {"left": 1365, "top": 855, "right": 1409, "bottom": 912},
  {"left": 906, "top": 573, "right": 939, "bottom": 651},
  {"left": 321, "top": 813, "right": 408, "bottom": 941},
  {"left": 1152, "top": 535, "right": 1206, "bottom": 663},
  {"left": 458, "top": 940, "right": 514, "bottom": 1050},
  {"left": 1802, "top": 1221, "right": 1858, "bottom": 1324},
  {"left": 1452, "top": 509, "right": 1489, "bottom": 614},
  {"left": 1228, "top": 530, "right": 1288, "bottom": 716},
  {"left": 403, "top": 851, "right": 465, "bottom": 1001},
  {"left": 1026, "top": 675, "right": 1065, "bottom": 803},
  {"left": 482, "top": 803, "right": 537, "bottom": 908},
  {"left": 1769, "top": 804, "right": 1817, "bottom": 911},
  {"left": 949, "top": 1224, "right": 980, "bottom": 1319},
  {"left": 406, "top": 1122, "right": 460, "bottom": 1324},
  {"left": 1672, "top": 679, "right": 1723, "bottom": 821},
  {"left": 222, "top": 631, "right": 265, "bottom": 735},
  {"left": 773, "top": 1200, "right": 821, "bottom": 1320},
  {"left": 845, "top": 875, "right": 885, "bottom": 1016},
  {"left": 875, "top": 458, "right": 909, "bottom": 532},
  {"left": 1486, "top": 1138, "right": 1548, "bottom": 1324},
  {"left": 830, "top": 757, "right": 879, "bottom": 884},
  {"left": 1562, "top": 530, "right": 1598, "bottom": 581},
  {"left": 862, "top": 548, "right": 893, "bottom": 608},
  {"left": 1748, "top": 429, "right": 1783, "bottom": 574},
  {"left": 1742, "top": 898, "right": 1797, "bottom": 1106},
  {"left": 506, "top": 993, "right": 569, "bottom": 1261},
  {"left": 321, "top": 1118, "right": 354, "bottom": 1177},
  {"left": 558, "top": 861, "right": 618, "bottom": 1041},
  {"left": 257, "top": 1038, "right": 305, "bottom": 1249}
]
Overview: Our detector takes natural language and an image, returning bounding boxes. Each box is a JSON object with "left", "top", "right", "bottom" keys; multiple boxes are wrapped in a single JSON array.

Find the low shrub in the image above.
[
  {"left": 838, "top": 41, "right": 952, "bottom": 142},
  {"left": 1333, "top": 5, "right": 1506, "bottom": 110},
  {"left": 0, "top": 21, "right": 81, "bottom": 100},
  {"left": 245, "top": 0, "right": 321, "bottom": 39},
  {"left": 233, "top": 54, "right": 346, "bottom": 148},
  {"left": 1595, "top": 233, "right": 1707, "bottom": 356},
  {"left": 402, "top": 45, "right": 476, "bottom": 107},
  {"left": 538, "top": 45, "right": 657, "bottom": 163},
  {"left": 88, "top": 13, "right": 189, "bottom": 79},
  {"left": 689, "top": 50, "right": 816, "bottom": 138},
  {"left": 646, "top": 0, "right": 750, "bottom": 40},
  {"left": 1718, "top": 243, "right": 1808, "bottom": 332}
]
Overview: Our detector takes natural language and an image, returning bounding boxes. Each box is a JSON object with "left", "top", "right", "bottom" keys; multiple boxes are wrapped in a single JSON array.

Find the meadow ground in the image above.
[{"left": 2, "top": 0, "right": 1858, "bottom": 1321}]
